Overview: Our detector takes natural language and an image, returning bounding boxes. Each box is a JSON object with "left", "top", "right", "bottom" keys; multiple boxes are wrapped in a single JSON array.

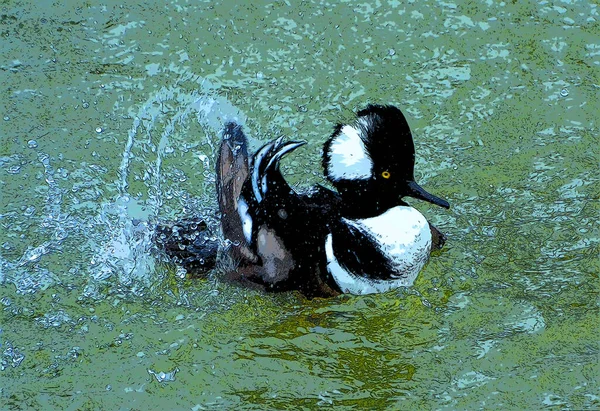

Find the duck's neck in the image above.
[{"left": 337, "top": 188, "right": 408, "bottom": 220}]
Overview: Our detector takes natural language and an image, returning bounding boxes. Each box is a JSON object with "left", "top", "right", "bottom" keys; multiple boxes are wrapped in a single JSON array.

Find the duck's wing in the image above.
[
  {"left": 218, "top": 130, "right": 306, "bottom": 269},
  {"left": 154, "top": 123, "right": 248, "bottom": 273},
  {"left": 216, "top": 122, "right": 258, "bottom": 263},
  {"left": 241, "top": 137, "right": 346, "bottom": 297}
]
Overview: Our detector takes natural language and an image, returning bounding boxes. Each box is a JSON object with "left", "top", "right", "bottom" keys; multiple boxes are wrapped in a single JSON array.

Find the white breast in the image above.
[{"left": 326, "top": 206, "right": 432, "bottom": 295}]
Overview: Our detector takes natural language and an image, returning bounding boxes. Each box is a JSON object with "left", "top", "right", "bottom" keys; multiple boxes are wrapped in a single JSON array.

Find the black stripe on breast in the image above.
[{"left": 330, "top": 219, "right": 399, "bottom": 281}]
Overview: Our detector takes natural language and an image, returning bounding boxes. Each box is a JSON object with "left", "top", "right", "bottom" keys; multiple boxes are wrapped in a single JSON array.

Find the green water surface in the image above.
[{"left": 1, "top": 1, "right": 598, "bottom": 410}]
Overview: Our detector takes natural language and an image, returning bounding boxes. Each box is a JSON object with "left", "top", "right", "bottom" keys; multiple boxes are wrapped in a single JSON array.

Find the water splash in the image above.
[
  {"left": 84, "top": 75, "right": 246, "bottom": 298},
  {"left": 1, "top": 341, "right": 25, "bottom": 370},
  {"left": 1, "top": 150, "right": 73, "bottom": 293},
  {"left": 1, "top": 72, "right": 247, "bottom": 299}
]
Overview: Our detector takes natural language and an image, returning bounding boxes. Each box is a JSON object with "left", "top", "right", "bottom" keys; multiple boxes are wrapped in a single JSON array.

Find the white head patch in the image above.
[{"left": 326, "top": 123, "right": 372, "bottom": 181}]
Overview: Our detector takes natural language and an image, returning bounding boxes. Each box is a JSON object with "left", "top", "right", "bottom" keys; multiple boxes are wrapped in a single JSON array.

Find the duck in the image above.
[
  {"left": 214, "top": 104, "right": 450, "bottom": 297},
  {"left": 216, "top": 123, "right": 341, "bottom": 296},
  {"left": 321, "top": 104, "right": 449, "bottom": 294}
]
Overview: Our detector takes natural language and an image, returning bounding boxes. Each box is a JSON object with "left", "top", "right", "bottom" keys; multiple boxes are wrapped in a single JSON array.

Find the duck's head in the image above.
[{"left": 322, "top": 104, "right": 450, "bottom": 212}]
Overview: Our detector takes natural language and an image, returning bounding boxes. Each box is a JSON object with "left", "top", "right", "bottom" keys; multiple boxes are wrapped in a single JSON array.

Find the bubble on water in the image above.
[
  {"left": 95, "top": 126, "right": 103, "bottom": 133},
  {"left": 560, "top": 88, "right": 569, "bottom": 97},
  {"left": 176, "top": 266, "right": 187, "bottom": 279},
  {"left": 35, "top": 310, "right": 73, "bottom": 328},
  {"left": 54, "top": 228, "right": 68, "bottom": 241},
  {"left": 27, "top": 139, "right": 38, "bottom": 148},
  {"left": 82, "top": 102, "right": 90, "bottom": 109},
  {"left": 1, "top": 342, "right": 25, "bottom": 370},
  {"left": 57, "top": 168, "right": 69, "bottom": 178},
  {"left": 148, "top": 367, "right": 179, "bottom": 383},
  {"left": 18, "top": 242, "right": 52, "bottom": 266},
  {"left": 23, "top": 206, "right": 36, "bottom": 216}
]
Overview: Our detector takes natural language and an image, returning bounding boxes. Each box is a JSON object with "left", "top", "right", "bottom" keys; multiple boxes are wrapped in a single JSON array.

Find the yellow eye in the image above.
[{"left": 381, "top": 171, "right": 391, "bottom": 179}]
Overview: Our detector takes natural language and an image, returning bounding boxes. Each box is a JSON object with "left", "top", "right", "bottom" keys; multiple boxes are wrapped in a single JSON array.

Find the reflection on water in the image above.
[{"left": 0, "top": 0, "right": 598, "bottom": 409}]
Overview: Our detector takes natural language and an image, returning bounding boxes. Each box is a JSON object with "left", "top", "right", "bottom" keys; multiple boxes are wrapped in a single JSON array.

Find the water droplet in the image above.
[
  {"left": 55, "top": 229, "right": 68, "bottom": 241},
  {"left": 389, "top": 48, "right": 396, "bottom": 56},
  {"left": 7, "top": 165, "right": 21, "bottom": 174},
  {"left": 95, "top": 126, "right": 103, "bottom": 133},
  {"left": 3, "top": 116, "right": 9, "bottom": 121},
  {"left": 176, "top": 267, "right": 187, "bottom": 278},
  {"left": 23, "top": 206, "right": 36, "bottom": 216},
  {"left": 82, "top": 102, "right": 90, "bottom": 109},
  {"left": 27, "top": 139, "right": 38, "bottom": 148},
  {"left": 560, "top": 88, "right": 569, "bottom": 97},
  {"left": 148, "top": 367, "right": 179, "bottom": 383}
]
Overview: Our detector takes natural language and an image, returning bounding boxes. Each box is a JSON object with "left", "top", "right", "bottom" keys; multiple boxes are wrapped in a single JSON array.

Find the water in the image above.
[{"left": 1, "top": 1, "right": 598, "bottom": 409}]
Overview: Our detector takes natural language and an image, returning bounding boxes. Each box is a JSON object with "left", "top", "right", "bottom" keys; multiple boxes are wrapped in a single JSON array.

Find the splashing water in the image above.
[{"left": 1, "top": 74, "right": 247, "bottom": 300}]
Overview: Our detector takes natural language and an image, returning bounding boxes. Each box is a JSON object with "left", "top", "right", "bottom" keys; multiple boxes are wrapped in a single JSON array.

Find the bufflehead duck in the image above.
[{"left": 215, "top": 104, "right": 449, "bottom": 297}]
